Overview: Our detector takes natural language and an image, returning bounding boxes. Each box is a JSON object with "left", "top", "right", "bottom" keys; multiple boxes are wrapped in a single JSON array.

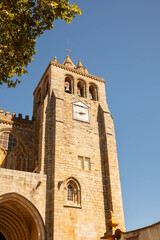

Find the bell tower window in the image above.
[
  {"left": 89, "top": 83, "right": 98, "bottom": 101},
  {"left": 77, "top": 80, "right": 86, "bottom": 97},
  {"left": 64, "top": 76, "right": 73, "bottom": 94}
]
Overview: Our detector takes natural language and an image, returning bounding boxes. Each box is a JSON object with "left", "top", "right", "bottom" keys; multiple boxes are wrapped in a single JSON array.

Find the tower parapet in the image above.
[{"left": 0, "top": 109, "right": 33, "bottom": 128}]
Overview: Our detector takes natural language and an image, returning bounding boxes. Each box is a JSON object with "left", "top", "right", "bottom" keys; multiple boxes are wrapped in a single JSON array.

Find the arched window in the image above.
[
  {"left": 77, "top": 80, "right": 86, "bottom": 97},
  {"left": 89, "top": 83, "right": 98, "bottom": 101},
  {"left": 0, "top": 132, "right": 28, "bottom": 172},
  {"left": 64, "top": 76, "right": 73, "bottom": 94},
  {"left": 64, "top": 177, "right": 81, "bottom": 207},
  {"left": 0, "top": 132, "right": 17, "bottom": 150}
]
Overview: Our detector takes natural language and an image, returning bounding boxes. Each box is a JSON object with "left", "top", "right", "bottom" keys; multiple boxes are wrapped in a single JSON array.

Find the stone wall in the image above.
[
  {"left": 117, "top": 221, "right": 160, "bottom": 240},
  {"left": 0, "top": 168, "right": 47, "bottom": 221}
]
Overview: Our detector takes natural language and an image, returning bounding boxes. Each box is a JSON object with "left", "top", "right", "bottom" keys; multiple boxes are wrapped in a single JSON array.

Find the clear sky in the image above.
[{"left": 1, "top": 0, "right": 160, "bottom": 232}]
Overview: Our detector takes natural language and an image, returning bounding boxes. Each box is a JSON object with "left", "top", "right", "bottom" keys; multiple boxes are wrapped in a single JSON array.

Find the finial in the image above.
[
  {"left": 100, "top": 211, "right": 119, "bottom": 239},
  {"left": 84, "top": 67, "right": 88, "bottom": 74},
  {"left": 106, "top": 211, "right": 119, "bottom": 234},
  {"left": 53, "top": 57, "right": 57, "bottom": 63}
]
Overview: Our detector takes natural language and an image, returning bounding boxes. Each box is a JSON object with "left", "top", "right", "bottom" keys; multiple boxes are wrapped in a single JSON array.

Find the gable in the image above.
[{"left": 72, "top": 101, "right": 89, "bottom": 109}]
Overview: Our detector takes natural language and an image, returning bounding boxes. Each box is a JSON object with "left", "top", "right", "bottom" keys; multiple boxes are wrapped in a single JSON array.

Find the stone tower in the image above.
[{"left": 0, "top": 55, "right": 125, "bottom": 240}]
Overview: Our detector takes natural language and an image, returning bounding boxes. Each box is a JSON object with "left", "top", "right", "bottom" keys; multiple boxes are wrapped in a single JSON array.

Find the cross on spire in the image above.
[
  {"left": 65, "top": 48, "right": 72, "bottom": 55},
  {"left": 65, "top": 40, "right": 72, "bottom": 55}
]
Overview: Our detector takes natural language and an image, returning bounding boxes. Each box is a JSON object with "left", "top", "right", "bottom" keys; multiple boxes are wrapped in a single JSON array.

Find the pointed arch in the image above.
[
  {"left": 89, "top": 82, "right": 98, "bottom": 101},
  {"left": 77, "top": 79, "right": 86, "bottom": 97},
  {"left": 64, "top": 177, "right": 81, "bottom": 207},
  {"left": 0, "top": 129, "right": 30, "bottom": 171},
  {"left": 0, "top": 193, "right": 46, "bottom": 240},
  {"left": 64, "top": 74, "right": 74, "bottom": 94}
]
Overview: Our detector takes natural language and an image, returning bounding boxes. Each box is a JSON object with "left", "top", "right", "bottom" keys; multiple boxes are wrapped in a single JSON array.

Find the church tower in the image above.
[{"left": 33, "top": 55, "right": 125, "bottom": 239}]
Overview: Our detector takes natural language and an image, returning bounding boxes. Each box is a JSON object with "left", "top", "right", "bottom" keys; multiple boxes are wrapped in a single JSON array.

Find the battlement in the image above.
[{"left": 0, "top": 109, "right": 33, "bottom": 126}]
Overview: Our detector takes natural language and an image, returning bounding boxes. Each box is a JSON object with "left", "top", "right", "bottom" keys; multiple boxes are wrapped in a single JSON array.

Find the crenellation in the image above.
[
  {"left": 18, "top": 113, "right": 22, "bottom": 118},
  {"left": 5, "top": 110, "right": 10, "bottom": 116},
  {"left": 0, "top": 109, "right": 33, "bottom": 125}
]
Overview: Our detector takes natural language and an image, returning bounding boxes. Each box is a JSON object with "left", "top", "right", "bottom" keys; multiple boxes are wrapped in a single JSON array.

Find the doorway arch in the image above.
[
  {"left": 0, "top": 193, "right": 46, "bottom": 240},
  {"left": 0, "top": 232, "right": 6, "bottom": 240}
]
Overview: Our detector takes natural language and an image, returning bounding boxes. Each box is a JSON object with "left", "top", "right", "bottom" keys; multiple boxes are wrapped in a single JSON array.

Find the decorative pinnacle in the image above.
[
  {"left": 77, "top": 59, "right": 83, "bottom": 69},
  {"left": 53, "top": 56, "right": 57, "bottom": 62},
  {"left": 84, "top": 67, "right": 88, "bottom": 73}
]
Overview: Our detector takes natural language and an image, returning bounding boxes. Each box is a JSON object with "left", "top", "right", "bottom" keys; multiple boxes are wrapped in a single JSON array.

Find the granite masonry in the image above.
[{"left": 0, "top": 56, "right": 125, "bottom": 240}]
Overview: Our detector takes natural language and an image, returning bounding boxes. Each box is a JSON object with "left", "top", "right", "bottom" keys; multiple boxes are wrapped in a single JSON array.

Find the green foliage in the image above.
[{"left": 0, "top": 0, "right": 81, "bottom": 87}]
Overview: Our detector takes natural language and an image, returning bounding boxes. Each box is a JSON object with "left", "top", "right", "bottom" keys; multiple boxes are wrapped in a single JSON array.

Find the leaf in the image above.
[{"left": 0, "top": 0, "right": 82, "bottom": 87}]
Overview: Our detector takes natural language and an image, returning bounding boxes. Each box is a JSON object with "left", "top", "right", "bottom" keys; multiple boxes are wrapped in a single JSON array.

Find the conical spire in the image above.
[
  {"left": 77, "top": 59, "right": 83, "bottom": 69},
  {"left": 63, "top": 55, "right": 75, "bottom": 68},
  {"left": 76, "top": 59, "right": 85, "bottom": 72}
]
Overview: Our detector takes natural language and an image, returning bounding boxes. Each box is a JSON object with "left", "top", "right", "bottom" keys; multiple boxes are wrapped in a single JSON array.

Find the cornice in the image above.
[
  {"left": 33, "top": 60, "right": 105, "bottom": 95},
  {"left": 51, "top": 61, "right": 105, "bottom": 83}
]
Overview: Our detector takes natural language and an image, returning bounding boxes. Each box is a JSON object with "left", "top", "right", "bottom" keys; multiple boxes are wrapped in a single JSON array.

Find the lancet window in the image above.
[{"left": 64, "top": 177, "right": 81, "bottom": 207}]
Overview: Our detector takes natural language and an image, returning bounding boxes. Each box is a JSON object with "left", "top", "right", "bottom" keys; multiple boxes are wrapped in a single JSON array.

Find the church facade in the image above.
[{"left": 0, "top": 56, "right": 125, "bottom": 240}]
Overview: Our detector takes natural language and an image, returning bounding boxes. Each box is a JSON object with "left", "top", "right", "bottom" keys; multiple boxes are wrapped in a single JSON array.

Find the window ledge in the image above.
[{"left": 64, "top": 204, "right": 81, "bottom": 209}]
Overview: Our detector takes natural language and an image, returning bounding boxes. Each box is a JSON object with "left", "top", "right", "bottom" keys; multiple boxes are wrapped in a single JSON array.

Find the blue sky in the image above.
[{"left": 1, "top": 0, "right": 160, "bottom": 232}]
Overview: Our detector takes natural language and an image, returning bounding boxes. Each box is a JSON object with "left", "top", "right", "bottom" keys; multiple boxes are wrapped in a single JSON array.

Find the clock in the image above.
[{"left": 73, "top": 102, "right": 89, "bottom": 123}]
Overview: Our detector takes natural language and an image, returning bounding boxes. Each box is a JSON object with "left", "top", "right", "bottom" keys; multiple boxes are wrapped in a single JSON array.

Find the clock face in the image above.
[{"left": 73, "top": 102, "right": 89, "bottom": 123}]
